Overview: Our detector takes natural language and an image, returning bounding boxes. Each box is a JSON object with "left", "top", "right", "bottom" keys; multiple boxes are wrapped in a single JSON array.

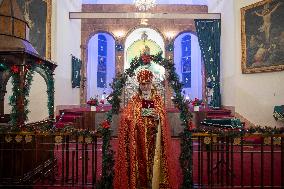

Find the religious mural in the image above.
[{"left": 241, "top": 0, "right": 284, "bottom": 73}]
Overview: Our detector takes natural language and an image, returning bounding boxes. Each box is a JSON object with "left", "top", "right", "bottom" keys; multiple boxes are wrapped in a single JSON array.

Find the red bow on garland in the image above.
[
  {"left": 101, "top": 120, "right": 110, "bottom": 129},
  {"left": 11, "top": 65, "right": 19, "bottom": 74}
]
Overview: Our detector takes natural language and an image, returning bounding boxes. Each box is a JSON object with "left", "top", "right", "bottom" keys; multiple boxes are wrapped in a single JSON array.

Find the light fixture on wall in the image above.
[{"left": 134, "top": 0, "right": 156, "bottom": 11}]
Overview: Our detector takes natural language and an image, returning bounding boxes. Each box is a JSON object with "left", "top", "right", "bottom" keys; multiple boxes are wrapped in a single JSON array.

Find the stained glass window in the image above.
[
  {"left": 181, "top": 34, "right": 191, "bottom": 88},
  {"left": 97, "top": 34, "right": 107, "bottom": 88}
]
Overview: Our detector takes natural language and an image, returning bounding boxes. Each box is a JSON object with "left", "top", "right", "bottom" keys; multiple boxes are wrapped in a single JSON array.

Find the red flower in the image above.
[
  {"left": 190, "top": 98, "right": 203, "bottom": 106},
  {"left": 141, "top": 54, "right": 151, "bottom": 64},
  {"left": 87, "top": 97, "right": 99, "bottom": 106},
  {"left": 188, "top": 121, "right": 195, "bottom": 130},
  {"left": 101, "top": 120, "right": 110, "bottom": 129},
  {"left": 100, "top": 99, "right": 105, "bottom": 104},
  {"left": 11, "top": 65, "right": 19, "bottom": 74}
]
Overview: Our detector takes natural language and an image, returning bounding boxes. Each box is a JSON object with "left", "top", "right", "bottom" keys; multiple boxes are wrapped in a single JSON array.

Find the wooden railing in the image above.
[
  {"left": 0, "top": 126, "right": 283, "bottom": 188},
  {"left": 191, "top": 133, "right": 284, "bottom": 188},
  {"left": 0, "top": 130, "right": 102, "bottom": 188}
]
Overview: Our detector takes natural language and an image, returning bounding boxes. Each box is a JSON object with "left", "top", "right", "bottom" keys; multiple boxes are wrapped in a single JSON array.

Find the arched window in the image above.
[
  {"left": 181, "top": 35, "right": 191, "bottom": 88},
  {"left": 174, "top": 32, "right": 202, "bottom": 100},
  {"left": 87, "top": 33, "right": 115, "bottom": 100},
  {"left": 97, "top": 34, "right": 107, "bottom": 88}
]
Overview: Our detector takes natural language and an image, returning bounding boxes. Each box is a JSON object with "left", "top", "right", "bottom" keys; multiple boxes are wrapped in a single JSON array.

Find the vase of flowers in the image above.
[
  {"left": 87, "top": 96, "right": 99, "bottom": 111},
  {"left": 190, "top": 98, "right": 204, "bottom": 112}
]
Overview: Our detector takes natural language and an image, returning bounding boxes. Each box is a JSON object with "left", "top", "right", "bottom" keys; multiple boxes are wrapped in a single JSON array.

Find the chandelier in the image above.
[{"left": 134, "top": 0, "right": 156, "bottom": 11}]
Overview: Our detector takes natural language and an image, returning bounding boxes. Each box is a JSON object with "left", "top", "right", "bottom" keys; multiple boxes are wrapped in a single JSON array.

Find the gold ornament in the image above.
[
  {"left": 233, "top": 138, "right": 241, "bottom": 145},
  {"left": 212, "top": 137, "right": 217, "bottom": 143},
  {"left": 25, "top": 135, "right": 33, "bottom": 143},
  {"left": 15, "top": 135, "right": 23, "bottom": 143},
  {"left": 264, "top": 137, "right": 271, "bottom": 145},
  {"left": 273, "top": 137, "right": 281, "bottom": 146},
  {"left": 204, "top": 137, "right": 211, "bottom": 144},
  {"left": 85, "top": 137, "right": 92, "bottom": 144},
  {"left": 55, "top": 136, "right": 63, "bottom": 144},
  {"left": 5, "top": 135, "right": 12, "bottom": 143},
  {"left": 78, "top": 136, "right": 84, "bottom": 143}
]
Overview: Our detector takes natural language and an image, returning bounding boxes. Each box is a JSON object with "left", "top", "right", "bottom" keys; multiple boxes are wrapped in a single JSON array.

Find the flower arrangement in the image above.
[
  {"left": 190, "top": 98, "right": 204, "bottom": 107},
  {"left": 87, "top": 96, "right": 99, "bottom": 106}
]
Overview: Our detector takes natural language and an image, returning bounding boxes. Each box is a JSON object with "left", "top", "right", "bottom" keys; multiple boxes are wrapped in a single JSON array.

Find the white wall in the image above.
[
  {"left": 28, "top": 73, "right": 49, "bottom": 122},
  {"left": 208, "top": 0, "right": 284, "bottom": 127},
  {"left": 4, "top": 73, "right": 48, "bottom": 123},
  {"left": 52, "top": 0, "right": 82, "bottom": 107},
  {"left": 4, "top": 78, "right": 12, "bottom": 115}
]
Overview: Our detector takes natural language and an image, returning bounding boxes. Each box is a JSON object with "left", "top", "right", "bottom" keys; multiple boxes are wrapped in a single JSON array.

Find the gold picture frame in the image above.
[
  {"left": 241, "top": 0, "right": 284, "bottom": 73},
  {"left": 46, "top": 0, "right": 52, "bottom": 59}
]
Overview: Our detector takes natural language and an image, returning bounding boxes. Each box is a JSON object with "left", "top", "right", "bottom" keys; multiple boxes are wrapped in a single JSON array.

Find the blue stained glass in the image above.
[
  {"left": 182, "top": 57, "right": 191, "bottom": 72},
  {"left": 182, "top": 35, "right": 191, "bottom": 41},
  {"left": 98, "top": 35, "right": 106, "bottom": 41},
  {"left": 97, "top": 72, "right": 106, "bottom": 88},
  {"left": 98, "top": 35, "right": 107, "bottom": 56},
  {"left": 181, "top": 34, "right": 191, "bottom": 89},
  {"left": 181, "top": 35, "right": 191, "bottom": 56},
  {"left": 97, "top": 34, "right": 107, "bottom": 88},
  {"left": 98, "top": 56, "right": 106, "bottom": 72},
  {"left": 182, "top": 73, "right": 191, "bottom": 88}
]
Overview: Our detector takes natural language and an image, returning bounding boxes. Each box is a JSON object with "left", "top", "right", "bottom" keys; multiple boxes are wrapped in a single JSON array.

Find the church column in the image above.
[
  {"left": 80, "top": 44, "right": 87, "bottom": 104},
  {"left": 115, "top": 37, "right": 125, "bottom": 75},
  {"left": 164, "top": 39, "right": 174, "bottom": 108}
]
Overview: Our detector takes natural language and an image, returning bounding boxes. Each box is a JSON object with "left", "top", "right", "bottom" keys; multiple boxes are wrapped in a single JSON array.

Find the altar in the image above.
[{"left": 59, "top": 105, "right": 207, "bottom": 136}]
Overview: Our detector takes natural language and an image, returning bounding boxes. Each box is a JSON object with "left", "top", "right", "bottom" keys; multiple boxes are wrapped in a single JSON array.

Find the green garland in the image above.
[
  {"left": 9, "top": 69, "right": 21, "bottom": 126},
  {"left": 24, "top": 66, "right": 36, "bottom": 121},
  {"left": 37, "top": 64, "right": 55, "bottom": 118},
  {"left": 8, "top": 63, "right": 55, "bottom": 127},
  {"left": 99, "top": 52, "right": 193, "bottom": 188},
  {"left": 190, "top": 125, "right": 284, "bottom": 137}
]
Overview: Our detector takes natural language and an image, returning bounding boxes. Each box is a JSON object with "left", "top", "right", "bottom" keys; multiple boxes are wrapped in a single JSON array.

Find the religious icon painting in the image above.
[{"left": 241, "top": 0, "right": 284, "bottom": 73}]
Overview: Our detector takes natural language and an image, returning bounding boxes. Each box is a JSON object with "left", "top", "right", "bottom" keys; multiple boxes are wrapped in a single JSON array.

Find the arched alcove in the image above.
[
  {"left": 123, "top": 28, "right": 166, "bottom": 102},
  {"left": 27, "top": 72, "right": 49, "bottom": 123},
  {"left": 174, "top": 32, "right": 203, "bottom": 100},
  {"left": 87, "top": 32, "right": 116, "bottom": 101},
  {"left": 124, "top": 27, "right": 165, "bottom": 70}
]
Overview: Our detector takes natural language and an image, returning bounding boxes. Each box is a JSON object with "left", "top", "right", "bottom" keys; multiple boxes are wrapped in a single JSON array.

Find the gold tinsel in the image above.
[
  {"left": 15, "top": 135, "right": 23, "bottom": 143},
  {"left": 25, "top": 135, "right": 33, "bottom": 143},
  {"left": 233, "top": 138, "right": 241, "bottom": 145},
  {"left": 5, "top": 135, "right": 12, "bottom": 143},
  {"left": 55, "top": 135, "right": 63, "bottom": 144},
  {"left": 204, "top": 137, "right": 211, "bottom": 144}
]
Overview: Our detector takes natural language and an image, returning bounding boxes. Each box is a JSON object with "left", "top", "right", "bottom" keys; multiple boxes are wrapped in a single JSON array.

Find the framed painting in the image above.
[
  {"left": 241, "top": 0, "right": 284, "bottom": 73},
  {"left": 16, "top": 0, "right": 52, "bottom": 59}
]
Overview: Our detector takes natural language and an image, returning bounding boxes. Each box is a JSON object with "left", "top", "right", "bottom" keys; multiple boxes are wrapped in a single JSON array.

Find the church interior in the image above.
[{"left": 0, "top": 0, "right": 283, "bottom": 188}]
